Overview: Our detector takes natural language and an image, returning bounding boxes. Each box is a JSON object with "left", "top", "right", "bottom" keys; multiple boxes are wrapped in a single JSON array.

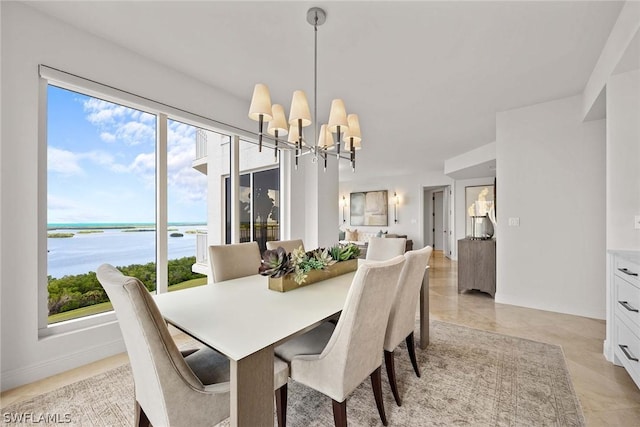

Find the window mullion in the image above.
[
  {"left": 156, "top": 114, "right": 168, "bottom": 294},
  {"left": 230, "top": 135, "right": 240, "bottom": 243}
]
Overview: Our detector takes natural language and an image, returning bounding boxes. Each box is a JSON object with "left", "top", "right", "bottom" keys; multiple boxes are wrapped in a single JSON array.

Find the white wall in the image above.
[
  {"left": 496, "top": 95, "right": 606, "bottom": 319},
  {"left": 0, "top": 3, "right": 252, "bottom": 390},
  {"left": 339, "top": 171, "right": 452, "bottom": 250},
  {"left": 606, "top": 69, "right": 640, "bottom": 250}
]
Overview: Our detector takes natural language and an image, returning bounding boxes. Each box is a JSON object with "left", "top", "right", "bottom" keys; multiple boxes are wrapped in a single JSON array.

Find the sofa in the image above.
[{"left": 339, "top": 229, "right": 413, "bottom": 258}]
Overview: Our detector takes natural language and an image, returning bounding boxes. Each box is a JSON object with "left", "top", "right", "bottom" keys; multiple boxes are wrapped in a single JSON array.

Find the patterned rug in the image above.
[{"left": 1, "top": 320, "right": 585, "bottom": 426}]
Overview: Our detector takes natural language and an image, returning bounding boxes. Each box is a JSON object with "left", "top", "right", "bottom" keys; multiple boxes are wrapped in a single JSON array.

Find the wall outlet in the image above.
[
  {"left": 635, "top": 215, "right": 640, "bottom": 230},
  {"left": 508, "top": 217, "right": 520, "bottom": 227}
]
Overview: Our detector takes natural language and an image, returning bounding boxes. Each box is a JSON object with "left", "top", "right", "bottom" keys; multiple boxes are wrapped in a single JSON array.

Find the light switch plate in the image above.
[
  {"left": 635, "top": 215, "right": 640, "bottom": 230},
  {"left": 508, "top": 217, "right": 520, "bottom": 227}
]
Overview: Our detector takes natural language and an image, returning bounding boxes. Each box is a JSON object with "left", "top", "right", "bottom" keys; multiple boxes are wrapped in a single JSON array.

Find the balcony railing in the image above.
[
  {"left": 195, "top": 128, "right": 208, "bottom": 160},
  {"left": 195, "top": 230, "right": 208, "bottom": 264}
]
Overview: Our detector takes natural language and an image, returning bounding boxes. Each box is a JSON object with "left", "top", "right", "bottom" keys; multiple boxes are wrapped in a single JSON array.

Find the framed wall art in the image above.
[{"left": 350, "top": 190, "right": 388, "bottom": 226}]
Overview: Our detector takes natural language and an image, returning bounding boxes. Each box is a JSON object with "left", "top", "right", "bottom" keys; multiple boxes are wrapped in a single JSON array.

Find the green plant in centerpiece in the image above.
[
  {"left": 259, "top": 247, "right": 295, "bottom": 278},
  {"left": 290, "top": 246, "right": 335, "bottom": 285},
  {"left": 328, "top": 243, "right": 361, "bottom": 261},
  {"left": 259, "top": 245, "right": 341, "bottom": 285}
]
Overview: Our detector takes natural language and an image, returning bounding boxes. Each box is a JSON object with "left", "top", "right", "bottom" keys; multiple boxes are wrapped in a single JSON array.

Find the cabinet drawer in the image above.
[
  {"left": 615, "top": 275, "right": 640, "bottom": 330},
  {"left": 616, "top": 258, "right": 640, "bottom": 288},
  {"left": 614, "top": 317, "right": 640, "bottom": 388}
]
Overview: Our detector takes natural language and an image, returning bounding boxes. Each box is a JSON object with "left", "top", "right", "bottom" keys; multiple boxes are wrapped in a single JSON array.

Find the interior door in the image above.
[{"left": 433, "top": 191, "right": 444, "bottom": 250}]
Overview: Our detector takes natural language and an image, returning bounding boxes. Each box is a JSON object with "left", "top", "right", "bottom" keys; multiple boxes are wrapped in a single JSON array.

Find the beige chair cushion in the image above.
[
  {"left": 275, "top": 256, "right": 405, "bottom": 402},
  {"left": 266, "top": 239, "right": 305, "bottom": 253},
  {"left": 366, "top": 237, "right": 406, "bottom": 261},
  {"left": 208, "top": 242, "right": 262, "bottom": 283},
  {"left": 384, "top": 246, "right": 433, "bottom": 351}
]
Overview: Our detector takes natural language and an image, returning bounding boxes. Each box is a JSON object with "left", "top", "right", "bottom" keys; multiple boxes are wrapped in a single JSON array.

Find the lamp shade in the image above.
[
  {"left": 327, "top": 99, "right": 348, "bottom": 133},
  {"left": 344, "top": 138, "right": 362, "bottom": 151},
  {"left": 288, "top": 124, "right": 306, "bottom": 146},
  {"left": 345, "top": 114, "right": 361, "bottom": 142},
  {"left": 248, "top": 84, "right": 273, "bottom": 121},
  {"left": 267, "top": 104, "right": 289, "bottom": 136},
  {"left": 318, "top": 124, "right": 334, "bottom": 149},
  {"left": 288, "top": 90, "right": 312, "bottom": 127}
]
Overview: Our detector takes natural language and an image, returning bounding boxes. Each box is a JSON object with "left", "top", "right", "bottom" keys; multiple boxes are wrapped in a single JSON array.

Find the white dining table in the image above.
[{"left": 154, "top": 265, "right": 430, "bottom": 427}]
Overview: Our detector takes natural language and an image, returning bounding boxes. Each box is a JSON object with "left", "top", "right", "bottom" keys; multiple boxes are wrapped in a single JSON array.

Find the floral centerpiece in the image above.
[{"left": 259, "top": 243, "right": 361, "bottom": 292}]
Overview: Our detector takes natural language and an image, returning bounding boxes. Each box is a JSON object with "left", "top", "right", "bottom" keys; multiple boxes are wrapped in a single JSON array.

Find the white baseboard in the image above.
[
  {"left": 494, "top": 291, "right": 605, "bottom": 320},
  {"left": 1, "top": 338, "right": 125, "bottom": 392},
  {"left": 603, "top": 338, "right": 614, "bottom": 363}
]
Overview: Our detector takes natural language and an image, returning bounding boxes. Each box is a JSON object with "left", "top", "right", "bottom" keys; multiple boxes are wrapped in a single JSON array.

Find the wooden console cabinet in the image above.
[{"left": 458, "top": 238, "right": 496, "bottom": 297}]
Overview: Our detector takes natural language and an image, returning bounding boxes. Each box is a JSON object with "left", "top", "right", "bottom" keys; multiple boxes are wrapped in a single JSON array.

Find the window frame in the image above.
[{"left": 38, "top": 66, "right": 260, "bottom": 337}]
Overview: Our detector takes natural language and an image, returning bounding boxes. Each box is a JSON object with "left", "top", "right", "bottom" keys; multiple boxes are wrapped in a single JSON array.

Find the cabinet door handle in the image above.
[
  {"left": 618, "top": 268, "right": 638, "bottom": 277},
  {"left": 619, "top": 345, "right": 639, "bottom": 362},
  {"left": 618, "top": 301, "right": 639, "bottom": 312}
]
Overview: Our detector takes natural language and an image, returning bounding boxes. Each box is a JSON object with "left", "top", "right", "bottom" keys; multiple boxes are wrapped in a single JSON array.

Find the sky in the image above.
[{"left": 47, "top": 85, "right": 207, "bottom": 224}]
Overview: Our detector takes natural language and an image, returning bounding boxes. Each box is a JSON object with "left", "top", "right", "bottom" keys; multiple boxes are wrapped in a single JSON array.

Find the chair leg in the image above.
[
  {"left": 135, "top": 401, "right": 150, "bottom": 427},
  {"left": 370, "top": 366, "right": 388, "bottom": 426},
  {"left": 332, "top": 399, "right": 347, "bottom": 427},
  {"left": 406, "top": 332, "right": 421, "bottom": 378},
  {"left": 384, "top": 350, "right": 402, "bottom": 406},
  {"left": 275, "top": 384, "right": 287, "bottom": 427}
]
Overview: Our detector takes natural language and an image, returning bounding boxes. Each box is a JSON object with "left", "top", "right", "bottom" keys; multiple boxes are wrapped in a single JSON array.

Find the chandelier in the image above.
[{"left": 248, "top": 7, "right": 362, "bottom": 171}]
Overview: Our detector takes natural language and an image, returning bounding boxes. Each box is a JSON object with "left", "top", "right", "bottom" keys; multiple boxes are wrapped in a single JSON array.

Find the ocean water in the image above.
[{"left": 47, "top": 225, "right": 205, "bottom": 278}]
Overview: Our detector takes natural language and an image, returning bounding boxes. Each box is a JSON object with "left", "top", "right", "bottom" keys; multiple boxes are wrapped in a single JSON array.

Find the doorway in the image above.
[{"left": 433, "top": 191, "right": 444, "bottom": 250}]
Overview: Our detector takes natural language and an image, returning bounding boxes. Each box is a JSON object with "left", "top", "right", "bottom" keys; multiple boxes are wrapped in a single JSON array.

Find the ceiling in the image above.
[{"left": 24, "top": 1, "right": 624, "bottom": 181}]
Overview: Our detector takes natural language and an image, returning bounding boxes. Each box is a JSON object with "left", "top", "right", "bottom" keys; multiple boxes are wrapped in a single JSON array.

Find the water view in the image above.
[{"left": 47, "top": 223, "right": 205, "bottom": 278}]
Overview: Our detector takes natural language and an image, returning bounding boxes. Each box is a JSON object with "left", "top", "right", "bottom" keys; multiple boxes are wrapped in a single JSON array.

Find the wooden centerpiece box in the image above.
[{"left": 269, "top": 259, "right": 358, "bottom": 292}]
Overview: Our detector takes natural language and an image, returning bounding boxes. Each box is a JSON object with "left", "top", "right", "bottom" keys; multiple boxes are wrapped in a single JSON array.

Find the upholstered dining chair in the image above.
[
  {"left": 96, "top": 264, "right": 289, "bottom": 427},
  {"left": 275, "top": 256, "right": 406, "bottom": 427},
  {"left": 208, "top": 241, "right": 262, "bottom": 283},
  {"left": 266, "top": 239, "right": 305, "bottom": 253},
  {"left": 383, "top": 245, "right": 433, "bottom": 406},
  {"left": 366, "top": 237, "right": 406, "bottom": 261}
]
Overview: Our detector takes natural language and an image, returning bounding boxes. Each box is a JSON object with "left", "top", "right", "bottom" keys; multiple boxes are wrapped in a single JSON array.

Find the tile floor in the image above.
[{"left": 2, "top": 251, "right": 640, "bottom": 425}]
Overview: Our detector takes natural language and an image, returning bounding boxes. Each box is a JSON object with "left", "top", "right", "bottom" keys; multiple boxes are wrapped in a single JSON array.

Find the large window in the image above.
[
  {"left": 223, "top": 140, "right": 280, "bottom": 253},
  {"left": 225, "top": 168, "right": 280, "bottom": 253},
  {"left": 45, "top": 85, "right": 207, "bottom": 325}
]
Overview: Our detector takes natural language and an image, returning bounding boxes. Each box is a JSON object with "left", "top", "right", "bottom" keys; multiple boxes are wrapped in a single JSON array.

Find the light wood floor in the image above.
[{"left": 2, "top": 251, "right": 640, "bottom": 425}]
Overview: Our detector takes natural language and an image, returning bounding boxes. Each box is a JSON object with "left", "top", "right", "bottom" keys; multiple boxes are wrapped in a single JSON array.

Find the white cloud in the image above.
[
  {"left": 117, "top": 121, "right": 155, "bottom": 145},
  {"left": 48, "top": 194, "right": 106, "bottom": 222},
  {"left": 83, "top": 97, "right": 155, "bottom": 146},
  {"left": 100, "top": 132, "right": 116, "bottom": 142},
  {"left": 48, "top": 147, "right": 84, "bottom": 176}
]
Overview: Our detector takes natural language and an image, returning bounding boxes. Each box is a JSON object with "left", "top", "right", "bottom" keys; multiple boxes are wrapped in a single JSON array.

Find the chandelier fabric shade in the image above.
[
  {"left": 267, "top": 104, "right": 288, "bottom": 160},
  {"left": 327, "top": 99, "right": 348, "bottom": 133},
  {"left": 288, "top": 90, "right": 312, "bottom": 128},
  {"left": 317, "top": 124, "right": 334, "bottom": 149},
  {"left": 248, "top": 83, "right": 274, "bottom": 152},
  {"left": 247, "top": 7, "right": 362, "bottom": 171},
  {"left": 267, "top": 104, "right": 289, "bottom": 137},
  {"left": 248, "top": 84, "right": 273, "bottom": 121}
]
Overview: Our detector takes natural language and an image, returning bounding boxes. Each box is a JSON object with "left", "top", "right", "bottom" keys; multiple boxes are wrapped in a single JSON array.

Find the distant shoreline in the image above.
[{"left": 47, "top": 222, "right": 206, "bottom": 231}]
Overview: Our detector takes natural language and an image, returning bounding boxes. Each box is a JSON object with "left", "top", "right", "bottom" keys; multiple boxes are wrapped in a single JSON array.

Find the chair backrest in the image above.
[
  {"left": 208, "top": 242, "right": 262, "bottom": 283},
  {"left": 266, "top": 239, "right": 305, "bottom": 254},
  {"left": 318, "top": 256, "right": 405, "bottom": 401},
  {"left": 96, "top": 264, "right": 229, "bottom": 426},
  {"left": 366, "top": 237, "right": 406, "bottom": 261},
  {"left": 384, "top": 246, "right": 433, "bottom": 351}
]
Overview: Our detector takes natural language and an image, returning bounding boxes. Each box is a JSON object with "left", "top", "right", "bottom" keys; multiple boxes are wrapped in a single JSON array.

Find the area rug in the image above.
[{"left": 1, "top": 320, "right": 585, "bottom": 426}]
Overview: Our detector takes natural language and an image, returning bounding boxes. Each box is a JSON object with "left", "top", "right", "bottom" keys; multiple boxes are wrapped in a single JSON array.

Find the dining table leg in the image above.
[
  {"left": 230, "top": 345, "right": 274, "bottom": 427},
  {"left": 419, "top": 267, "right": 430, "bottom": 349}
]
